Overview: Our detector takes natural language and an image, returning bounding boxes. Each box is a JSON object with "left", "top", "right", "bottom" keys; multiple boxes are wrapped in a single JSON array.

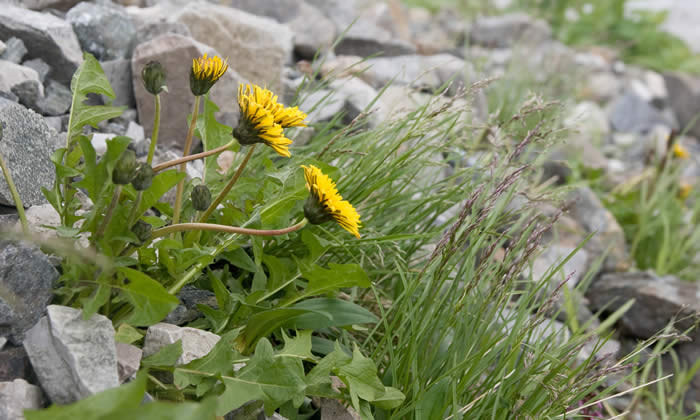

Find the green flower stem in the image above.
[
  {"left": 0, "top": 152, "right": 28, "bottom": 235},
  {"left": 166, "top": 218, "right": 308, "bottom": 295},
  {"left": 94, "top": 185, "right": 122, "bottom": 242},
  {"left": 152, "top": 138, "right": 235, "bottom": 173},
  {"left": 172, "top": 95, "right": 202, "bottom": 230},
  {"left": 146, "top": 93, "right": 161, "bottom": 165},
  {"left": 152, "top": 218, "right": 307, "bottom": 240},
  {"left": 126, "top": 191, "right": 143, "bottom": 227},
  {"left": 197, "top": 144, "right": 256, "bottom": 223}
]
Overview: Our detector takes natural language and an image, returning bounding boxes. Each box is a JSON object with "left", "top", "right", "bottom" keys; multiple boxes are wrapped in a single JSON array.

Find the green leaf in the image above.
[
  {"left": 141, "top": 340, "right": 183, "bottom": 367},
  {"left": 116, "top": 267, "right": 179, "bottom": 327},
  {"left": 336, "top": 345, "right": 386, "bottom": 410},
  {"left": 136, "top": 170, "right": 186, "bottom": 218},
  {"left": 234, "top": 308, "right": 310, "bottom": 354},
  {"left": 81, "top": 283, "right": 111, "bottom": 319},
  {"left": 416, "top": 377, "right": 449, "bottom": 420},
  {"left": 279, "top": 330, "right": 315, "bottom": 361},
  {"left": 293, "top": 262, "right": 371, "bottom": 301},
  {"left": 174, "top": 329, "right": 241, "bottom": 389},
  {"left": 372, "top": 386, "right": 405, "bottom": 410},
  {"left": 24, "top": 371, "right": 147, "bottom": 420},
  {"left": 112, "top": 397, "right": 218, "bottom": 420},
  {"left": 221, "top": 248, "right": 258, "bottom": 273},
  {"left": 286, "top": 298, "right": 378, "bottom": 330},
  {"left": 76, "top": 136, "right": 131, "bottom": 203},
  {"left": 217, "top": 339, "right": 307, "bottom": 416},
  {"left": 115, "top": 324, "right": 144, "bottom": 345}
]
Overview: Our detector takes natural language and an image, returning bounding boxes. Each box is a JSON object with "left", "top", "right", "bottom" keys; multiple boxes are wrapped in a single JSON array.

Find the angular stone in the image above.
[
  {"left": 66, "top": 2, "right": 136, "bottom": 61},
  {"left": 0, "top": 61, "right": 43, "bottom": 100},
  {"left": 0, "top": 6, "right": 83, "bottom": 85},
  {"left": 329, "top": 77, "right": 381, "bottom": 127},
  {"left": 664, "top": 71, "right": 700, "bottom": 139},
  {"left": 131, "top": 34, "right": 246, "bottom": 149},
  {"left": 607, "top": 91, "right": 674, "bottom": 133},
  {"left": 319, "top": 397, "right": 361, "bottom": 420},
  {"left": 229, "top": 0, "right": 336, "bottom": 59},
  {"left": 0, "top": 104, "right": 56, "bottom": 206},
  {"left": 23, "top": 305, "right": 119, "bottom": 404},
  {"left": 296, "top": 88, "right": 346, "bottom": 124},
  {"left": 22, "top": 58, "right": 51, "bottom": 83},
  {"left": 0, "top": 241, "right": 57, "bottom": 344},
  {"left": 101, "top": 59, "right": 135, "bottom": 108},
  {"left": 0, "top": 37, "right": 28, "bottom": 64},
  {"left": 11, "top": 79, "right": 43, "bottom": 110},
  {"left": 36, "top": 80, "right": 72, "bottom": 116},
  {"left": 470, "top": 13, "right": 551, "bottom": 48},
  {"left": 0, "top": 40, "right": 5, "bottom": 56},
  {"left": 527, "top": 244, "right": 591, "bottom": 288},
  {"left": 143, "top": 322, "right": 220, "bottom": 365},
  {"left": 20, "top": 0, "right": 82, "bottom": 11},
  {"left": 116, "top": 342, "right": 142, "bottom": 383},
  {"left": 0, "top": 345, "right": 34, "bottom": 382},
  {"left": 171, "top": 2, "right": 292, "bottom": 92},
  {"left": 336, "top": 19, "right": 416, "bottom": 58},
  {"left": 0, "top": 379, "right": 44, "bottom": 419},
  {"left": 587, "top": 271, "right": 700, "bottom": 339},
  {"left": 163, "top": 285, "right": 217, "bottom": 326}
]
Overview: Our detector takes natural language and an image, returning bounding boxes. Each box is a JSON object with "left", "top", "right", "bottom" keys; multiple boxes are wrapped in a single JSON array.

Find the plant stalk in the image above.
[
  {"left": 172, "top": 95, "right": 202, "bottom": 230},
  {"left": 146, "top": 94, "right": 161, "bottom": 165},
  {"left": 152, "top": 139, "right": 235, "bottom": 173},
  {"left": 198, "top": 144, "right": 256, "bottom": 223},
  {"left": 127, "top": 191, "right": 143, "bottom": 227},
  {"left": 0, "top": 152, "right": 28, "bottom": 235},
  {"left": 94, "top": 185, "right": 122, "bottom": 242},
  {"left": 152, "top": 218, "right": 307, "bottom": 240}
]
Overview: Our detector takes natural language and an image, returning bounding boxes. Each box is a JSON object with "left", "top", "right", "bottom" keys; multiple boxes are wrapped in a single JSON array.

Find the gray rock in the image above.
[
  {"left": 20, "top": 0, "right": 82, "bottom": 11},
  {"left": 36, "top": 80, "right": 72, "bottom": 116},
  {"left": 66, "top": 2, "right": 136, "bottom": 61},
  {"left": 0, "top": 379, "right": 44, "bottom": 419},
  {"left": 587, "top": 271, "right": 700, "bottom": 339},
  {"left": 11, "top": 79, "right": 43, "bottom": 110},
  {"left": 125, "top": 121, "right": 145, "bottom": 145},
  {"left": 0, "top": 37, "right": 28, "bottom": 64},
  {"left": 0, "top": 40, "right": 5, "bottom": 56},
  {"left": 0, "top": 241, "right": 57, "bottom": 344},
  {"left": 329, "top": 77, "right": 381, "bottom": 127},
  {"left": 585, "top": 72, "right": 624, "bottom": 103},
  {"left": 527, "top": 244, "right": 591, "bottom": 288},
  {"left": 334, "top": 18, "right": 416, "bottom": 58},
  {"left": 132, "top": 17, "right": 192, "bottom": 46},
  {"left": 142, "top": 322, "right": 220, "bottom": 365},
  {"left": 0, "top": 345, "right": 34, "bottom": 382},
  {"left": 0, "top": 6, "right": 83, "bottom": 85},
  {"left": 171, "top": 2, "right": 292, "bottom": 92},
  {"left": 305, "top": 0, "right": 358, "bottom": 29},
  {"left": 319, "top": 397, "right": 361, "bottom": 420},
  {"left": 22, "top": 58, "right": 51, "bottom": 83},
  {"left": 163, "top": 285, "right": 217, "bottom": 326},
  {"left": 664, "top": 71, "right": 700, "bottom": 139},
  {"left": 116, "top": 342, "right": 142, "bottom": 383},
  {"left": 100, "top": 59, "right": 134, "bottom": 107},
  {"left": 229, "top": 0, "right": 336, "bottom": 59},
  {"left": 470, "top": 13, "right": 552, "bottom": 48},
  {"left": 0, "top": 61, "right": 43, "bottom": 100},
  {"left": 0, "top": 104, "right": 56, "bottom": 206},
  {"left": 297, "top": 88, "right": 346, "bottom": 124},
  {"left": 131, "top": 34, "right": 246, "bottom": 149},
  {"left": 23, "top": 305, "right": 119, "bottom": 404},
  {"left": 608, "top": 91, "right": 675, "bottom": 133}
]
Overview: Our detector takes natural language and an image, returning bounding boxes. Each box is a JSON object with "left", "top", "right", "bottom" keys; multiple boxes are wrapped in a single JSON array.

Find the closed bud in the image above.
[
  {"left": 142, "top": 61, "right": 167, "bottom": 95},
  {"left": 112, "top": 149, "right": 137, "bottom": 185},
  {"left": 131, "top": 162, "right": 154, "bottom": 191},
  {"left": 131, "top": 220, "right": 152, "bottom": 245},
  {"left": 191, "top": 184, "right": 212, "bottom": 211}
]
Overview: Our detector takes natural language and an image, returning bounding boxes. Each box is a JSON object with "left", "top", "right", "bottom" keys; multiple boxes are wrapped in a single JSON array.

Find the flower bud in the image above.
[
  {"left": 131, "top": 220, "right": 152, "bottom": 245},
  {"left": 112, "top": 149, "right": 137, "bottom": 185},
  {"left": 142, "top": 61, "right": 167, "bottom": 95},
  {"left": 131, "top": 162, "right": 154, "bottom": 191},
  {"left": 190, "top": 54, "right": 228, "bottom": 96},
  {"left": 191, "top": 184, "right": 212, "bottom": 211}
]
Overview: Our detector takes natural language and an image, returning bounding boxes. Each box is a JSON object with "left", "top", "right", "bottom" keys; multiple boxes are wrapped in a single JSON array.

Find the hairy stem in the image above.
[
  {"left": 152, "top": 218, "right": 307, "bottom": 240},
  {"left": 198, "top": 144, "right": 256, "bottom": 223},
  {"left": 152, "top": 139, "right": 235, "bottom": 173},
  {"left": 0, "top": 152, "right": 28, "bottom": 235},
  {"left": 172, "top": 95, "right": 202, "bottom": 230},
  {"left": 146, "top": 94, "right": 161, "bottom": 165}
]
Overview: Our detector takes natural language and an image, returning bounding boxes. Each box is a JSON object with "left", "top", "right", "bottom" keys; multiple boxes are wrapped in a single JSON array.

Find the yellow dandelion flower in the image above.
[
  {"left": 679, "top": 182, "right": 692, "bottom": 200},
  {"left": 302, "top": 165, "right": 361, "bottom": 238},
  {"left": 673, "top": 143, "right": 690, "bottom": 160},
  {"left": 190, "top": 53, "right": 228, "bottom": 96},
  {"left": 233, "top": 84, "right": 308, "bottom": 157}
]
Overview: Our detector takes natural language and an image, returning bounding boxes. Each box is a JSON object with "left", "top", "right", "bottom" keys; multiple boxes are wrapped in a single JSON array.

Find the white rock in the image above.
[
  {"left": 0, "top": 379, "right": 44, "bottom": 420},
  {"left": 0, "top": 61, "right": 44, "bottom": 98},
  {"left": 143, "top": 322, "right": 220, "bottom": 365},
  {"left": 116, "top": 342, "right": 142, "bottom": 383}
]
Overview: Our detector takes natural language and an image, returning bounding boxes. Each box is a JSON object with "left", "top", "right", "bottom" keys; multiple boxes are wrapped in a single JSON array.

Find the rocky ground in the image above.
[{"left": 0, "top": 0, "right": 699, "bottom": 418}]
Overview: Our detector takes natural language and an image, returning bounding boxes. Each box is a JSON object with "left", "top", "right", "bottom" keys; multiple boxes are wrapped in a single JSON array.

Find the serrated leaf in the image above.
[
  {"left": 116, "top": 267, "right": 179, "bottom": 326},
  {"left": 293, "top": 263, "right": 371, "bottom": 302},
  {"left": 134, "top": 169, "right": 185, "bottom": 222},
  {"left": 234, "top": 308, "right": 310, "bottom": 354},
  {"left": 336, "top": 345, "right": 386, "bottom": 411},
  {"left": 286, "top": 298, "right": 378, "bottom": 330},
  {"left": 115, "top": 323, "right": 144, "bottom": 345},
  {"left": 279, "top": 330, "right": 315, "bottom": 361},
  {"left": 141, "top": 339, "right": 183, "bottom": 367},
  {"left": 174, "top": 329, "right": 240, "bottom": 389}
]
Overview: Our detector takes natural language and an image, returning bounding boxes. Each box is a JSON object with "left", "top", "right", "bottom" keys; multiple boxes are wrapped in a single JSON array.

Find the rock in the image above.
[
  {"left": 0, "top": 345, "right": 35, "bottom": 382},
  {"left": 36, "top": 80, "right": 72, "bottom": 116},
  {"left": 0, "top": 40, "right": 5, "bottom": 56},
  {"left": 305, "top": 0, "right": 358, "bottom": 29},
  {"left": 664, "top": 71, "right": 700, "bottom": 139},
  {"left": 229, "top": 0, "right": 336, "bottom": 59},
  {"left": 587, "top": 271, "right": 700, "bottom": 339},
  {"left": 0, "top": 241, "right": 57, "bottom": 344},
  {"left": 329, "top": 77, "right": 381, "bottom": 126},
  {"left": 0, "top": 6, "right": 83, "bottom": 85},
  {"left": 131, "top": 16, "right": 192, "bottom": 47},
  {"left": 470, "top": 13, "right": 551, "bottom": 48},
  {"left": 584, "top": 72, "right": 624, "bottom": 103},
  {"left": 0, "top": 37, "right": 28, "bottom": 64},
  {"left": 22, "top": 58, "right": 51, "bottom": 83},
  {"left": 0, "top": 104, "right": 56, "bottom": 206},
  {"left": 116, "top": 342, "right": 142, "bottom": 383},
  {"left": 66, "top": 2, "right": 136, "bottom": 61},
  {"left": 319, "top": 397, "right": 361, "bottom": 420},
  {"left": 19, "top": 204, "right": 62, "bottom": 241},
  {"left": 358, "top": 54, "right": 472, "bottom": 93},
  {"left": 0, "top": 61, "right": 43, "bottom": 101},
  {"left": 608, "top": 91, "right": 673, "bottom": 133},
  {"left": 296, "top": 88, "right": 346, "bottom": 124},
  {"left": 563, "top": 101, "right": 611, "bottom": 140},
  {"left": 125, "top": 121, "right": 145, "bottom": 145},
  {"left": 101, "top": 59, "right": 135, "bottom": 107},
  {"left": 566, "top": 186, "right": 630, "bottom": 272},
  {"left": 131, "top": 34, "right": 246, "bottom": 149},
  {"left": 334, "top": 18, "right": 416, "bottom": 58},
  {"left": 163, "top": 285, "right": 217, "bottom": 326},
  {"left": 171, "top": 2, "right": 292, "bottom": 92},
  {"left": 142, "top": 322, "right": 220, "bottom": 365},
  {"left": 91, "top": 133, "right": 119, "bottom": 156},
  {"left": 11, "top": 79, "right": 43, "bottom": 110},
  {"left": 0, "top": 379, "right": 44, "bottom": 419},
  {"left": 527, "top": 244, "right": 591, "bottom": 288},
  {"left": 20, "top": 0, "right": 82, "bottom": 11},
  {"left": 23, "top": 305, "right": 119, "bottom": 405}
]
